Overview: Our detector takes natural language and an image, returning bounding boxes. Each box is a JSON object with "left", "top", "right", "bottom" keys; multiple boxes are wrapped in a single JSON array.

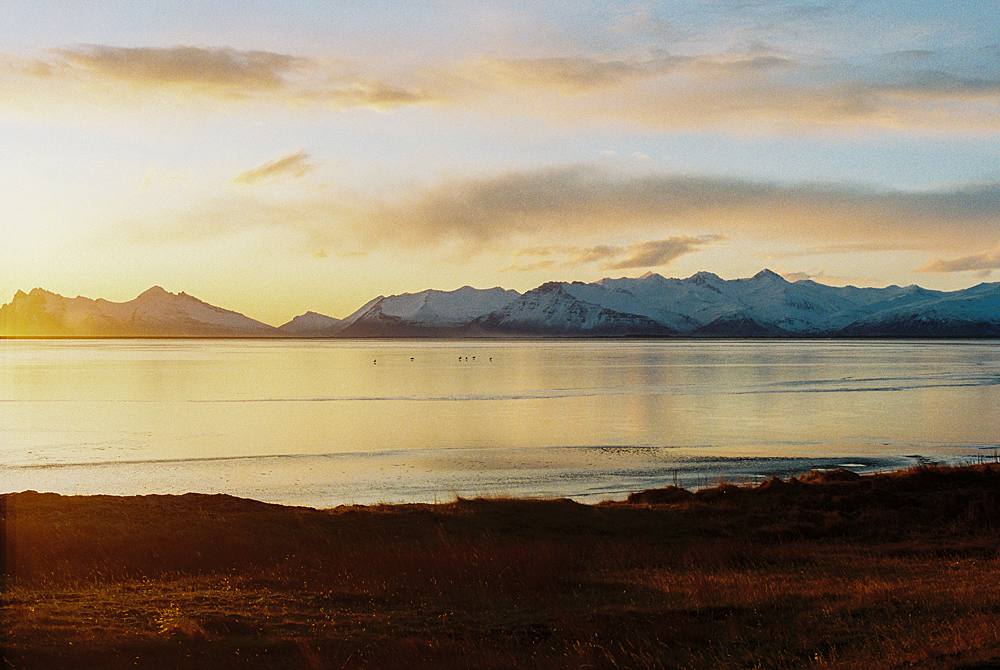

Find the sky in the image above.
[{"left": 1, "top": 1, "right": 999, "bottom": 325}]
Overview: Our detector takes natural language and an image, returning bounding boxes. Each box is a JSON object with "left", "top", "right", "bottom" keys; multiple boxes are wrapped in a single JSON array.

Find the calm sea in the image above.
[{"left": 1, "top": 339, "right": 998, "bottom": 506}]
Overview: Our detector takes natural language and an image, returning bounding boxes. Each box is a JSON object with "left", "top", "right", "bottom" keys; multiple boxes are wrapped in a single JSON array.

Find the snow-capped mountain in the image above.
[
  {"left": 840, "top": 281, "right": 1000, "bottom": 337},
  {"left": 560, "top": 269, "right": 930, "bottom": 334},
  {"left": 470, "top": 282, "right": 675, "bottom": 336},
  {"left": 0, "top": 286, "right": 277, "bottom": 337},
  {"left": 3, "top": 272, "right": 998, "bottom": 338},
  {"left": 315, "top": 271, "right": 997, "bottom": 337},
  {"left": 461, "top": 270, "right": 992, "bottom": 337},
  {"left": 338, "top": 286, "right": 520, "bottom": 336}
]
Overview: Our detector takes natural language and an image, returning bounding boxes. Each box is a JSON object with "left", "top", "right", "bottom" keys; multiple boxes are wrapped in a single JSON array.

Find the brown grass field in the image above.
[{"left": 2, "top": 464, "right": 1000, "bottom": 669}]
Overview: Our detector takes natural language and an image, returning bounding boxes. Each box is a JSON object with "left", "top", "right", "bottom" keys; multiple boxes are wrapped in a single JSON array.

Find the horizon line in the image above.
[{"left": 4, "top": 267, "right": 997, "bottom": 328}]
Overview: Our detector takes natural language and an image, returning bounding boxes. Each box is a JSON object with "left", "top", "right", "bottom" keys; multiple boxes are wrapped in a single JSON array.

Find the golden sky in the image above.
[{"left": 2, "top": 2, "right": 999, "bottom": 324}]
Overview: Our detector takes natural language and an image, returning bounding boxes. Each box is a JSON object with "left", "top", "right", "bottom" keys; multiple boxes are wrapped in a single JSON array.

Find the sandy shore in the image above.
[{"left": 2, "top": 465, "right": 999, "bottom": 669}]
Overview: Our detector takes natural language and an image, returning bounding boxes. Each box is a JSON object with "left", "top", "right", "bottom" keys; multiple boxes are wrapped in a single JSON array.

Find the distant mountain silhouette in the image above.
[
  {"left": 3, "top": 271, "right": 999, "bottom": 338},
  {"left": 0, "top": 286, "right": 276, "bottom": 337},
  {"left": 277, "top": 311, "right": 344, "bottom": 337}
]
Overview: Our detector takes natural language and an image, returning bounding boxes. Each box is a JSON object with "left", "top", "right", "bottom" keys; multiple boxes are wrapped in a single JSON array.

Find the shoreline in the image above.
[
  {"left": 3, "top": 464, "right": 999, "bottom": 668},
  {"left": 0, "top": 452, "right": 928, "bottom": 508}
]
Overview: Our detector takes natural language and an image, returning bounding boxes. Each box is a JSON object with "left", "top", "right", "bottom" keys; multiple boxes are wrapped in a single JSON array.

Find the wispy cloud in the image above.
[
  {"left": 431, "top": 45, "right": 1000, "bottom": 131},
  {"left": 453, "top": 53, "right": 794, "bottom": 94},
  {"left": 517, "top": 236, "right": 724, "bottom": 270},
  {"left": 296, "top": 82, "right": 429, "bottom": 108},
  {"left": 602, "top": 236, "right": 724, "bottom": 269},
  {"left": 780, "top": 270, "right": 865, "bottom": 285},
  {"left": 8, "top": 44, "right": 432, "bottom": 111},
  {"left": 460, "top": 55, "right": 679, "bottom": 92},
  {"left": 5, "top": 42, "right": 1000, "bottom": 130},
  {"left": 504, "top": 258, "right": 557, "bottom": 273},
  {"left": 55, "top": 45, "right": 305, "bottom": 92},
  {"left": 234, "top": 151, "right": 314, "bottom": 184},
  {"left": 921, "top": 249, "right": 1000, "bottom": 273}
]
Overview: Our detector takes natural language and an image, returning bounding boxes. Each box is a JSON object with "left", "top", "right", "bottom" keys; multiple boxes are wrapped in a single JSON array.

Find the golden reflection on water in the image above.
[{"left": 0, "top": 340, "right": 998, "bottom": 504}]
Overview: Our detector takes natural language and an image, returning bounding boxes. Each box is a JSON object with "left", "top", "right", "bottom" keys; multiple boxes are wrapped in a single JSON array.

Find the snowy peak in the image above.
[
  {"left": 473, "top": 281, "right": 675, "bottom": 336},
  {"left": 3, "top": 271, "right": 998, "bottom": 338},
  {"left": 688, "top": 271, "right": 722, "bottom": 283},
  {"left": 339, "top": 285, "right": 521, "bottom": 335},
  {"left": 749, "top": 268, "right": 787, "bottom": 283}
]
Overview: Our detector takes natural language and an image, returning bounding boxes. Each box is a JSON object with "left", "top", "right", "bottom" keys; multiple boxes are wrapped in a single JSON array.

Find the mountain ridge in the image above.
[{"left": 2, "top": 271, "right": 998, "bottom": 338}]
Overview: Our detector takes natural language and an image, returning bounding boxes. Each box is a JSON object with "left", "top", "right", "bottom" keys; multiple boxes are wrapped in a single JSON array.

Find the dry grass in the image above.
[{"left": 2, "top": 464, "right": 1000, "bottom": 668}]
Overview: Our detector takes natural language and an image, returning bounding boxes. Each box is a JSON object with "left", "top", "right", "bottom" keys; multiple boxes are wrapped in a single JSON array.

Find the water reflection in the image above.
[{"left": 0, "top": 339, "right": 997, "bottom": 505}]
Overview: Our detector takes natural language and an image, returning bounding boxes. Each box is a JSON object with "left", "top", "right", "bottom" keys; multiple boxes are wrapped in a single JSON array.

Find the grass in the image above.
[{"left": 2, "top": 464, "right": 1000, "bottom": 669}]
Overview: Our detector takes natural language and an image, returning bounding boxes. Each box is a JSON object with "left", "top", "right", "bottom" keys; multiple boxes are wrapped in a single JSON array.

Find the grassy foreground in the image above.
[{"left": 2, "top": 465, "right": 1000, "bottom": 669}]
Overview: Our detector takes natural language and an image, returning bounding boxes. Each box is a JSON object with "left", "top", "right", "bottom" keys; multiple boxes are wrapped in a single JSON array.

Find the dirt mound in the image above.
[{"left": 797, "top": 468, "right": 862, "bottom": 484}]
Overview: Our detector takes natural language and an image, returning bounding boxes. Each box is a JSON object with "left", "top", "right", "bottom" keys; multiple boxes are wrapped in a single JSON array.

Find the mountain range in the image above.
[{"left": 2, "top": 270, "right": 999, "bottom": 338}]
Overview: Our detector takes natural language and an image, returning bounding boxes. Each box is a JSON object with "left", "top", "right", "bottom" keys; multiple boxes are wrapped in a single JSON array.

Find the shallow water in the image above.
[{"left": 1, "top": 339, "right": 998, "bottom": 505}]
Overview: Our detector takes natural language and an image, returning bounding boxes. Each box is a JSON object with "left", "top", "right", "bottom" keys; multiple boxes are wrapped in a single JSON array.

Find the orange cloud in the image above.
[
  {"left": 55, "top": 45, "right": 305, "bottom": 92},
  {"left": 4, "top": 44, "right": 432, "bottom": 111},
  {"left": 779, "top": 270, "right": 866, "bottom": 286},
  {"left": 921, "top": 249, "right": 1000, "bottom": 273},
  {"left": 456, "top": 54, "right": 795, "bottom": 94},
  {"left": 4, "top": 44, "right": 999, "bottom": 130},
  {"left": 234, "top": 151, "right": 314, "bottom": 185},
  {"left": 439, "top": 49, "right": 1000, "bottom": 132},
  {"left": 514, "top": 236, "right": 724, "bottom": 270},
  {"left": 123, "top": 166, "right": 1000, "bottom": 260},
  {"left": 361, "top": 167, "right": 1000, "bottom": 249}
]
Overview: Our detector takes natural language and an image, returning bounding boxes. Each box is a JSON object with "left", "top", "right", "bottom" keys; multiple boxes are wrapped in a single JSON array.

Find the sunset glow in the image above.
[{"left": 2, "top": 1, "right": 999, "bottom": 325}]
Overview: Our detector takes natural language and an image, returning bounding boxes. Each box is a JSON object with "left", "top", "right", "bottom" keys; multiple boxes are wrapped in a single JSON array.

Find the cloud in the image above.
[
  {"left": 234, "top": 151, "right": 314, "bottom": 184},
  {"left": 602, "top": 236, "right": 724, "bottom": 269},
  {"left": 503, "top": 235, "right": 722, "bottom": 272},
  {"left": 362, "top": 166, "right": 1000, "bottom": 249},
  {"left": 297, "top": 81, "right": 429, "bottom": 108},
  {"left": 788, "top": 241, "right": 924, "bottom": 255},
  {"left": 521, "top": 236, "right": 723, "bottom": 270},
  {"left": 462, "top": 56, "right": 679, "bottom": 92},
  {"left": 6, "top": 44, "right": 432, "bottom": 111},
  {"left": 504, "top": 259, "right": 557, "bottom": 272},
  {"left": 124, "top": 165, "right": 1000, "bottom": 258},
  {"left": 571, "top": 77, "right": 1000, "bottom": 132},
  {"left": 5, "top": 42, "right": 1000, "bottom": 130},
  {"left": 921, "top": 250, "right": 1000, "bottom": 273},
  {"left": 440, "top": 47, "right": 1000, "bottom": 132},
  {"left": 780, "top": 270, "right": 864, "bottom": 285},
  {"left": 456, "top": 53, "right": 794, "bottom": 94},
  {"left": 55, "top": 45, "right": 305, "bottom": 92},
  {"left": 883, "top": 71, "right": 1000, "bottom": 99}
]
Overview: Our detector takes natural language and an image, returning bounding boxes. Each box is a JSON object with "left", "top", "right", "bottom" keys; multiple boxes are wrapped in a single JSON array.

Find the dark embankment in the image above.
[{"left": 2, "top": 465, "right": 1000, "bottom": 669}]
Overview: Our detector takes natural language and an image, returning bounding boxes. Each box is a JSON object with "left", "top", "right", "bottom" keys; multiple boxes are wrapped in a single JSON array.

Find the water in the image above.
[{"left": 1, "top": 339, "right": 998, "bottom": 506}]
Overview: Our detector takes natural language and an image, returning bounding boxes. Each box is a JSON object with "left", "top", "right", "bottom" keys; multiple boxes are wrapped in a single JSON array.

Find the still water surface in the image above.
[{"left": 1, "top": 339, "right": 998, "bottom": 505}]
